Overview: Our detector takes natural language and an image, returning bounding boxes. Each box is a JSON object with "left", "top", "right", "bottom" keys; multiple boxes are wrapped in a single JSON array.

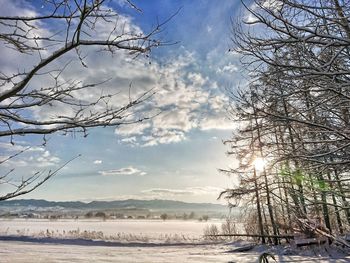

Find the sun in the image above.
[{"left": 253, "top": 157, "right": 266, "bottom": 172}]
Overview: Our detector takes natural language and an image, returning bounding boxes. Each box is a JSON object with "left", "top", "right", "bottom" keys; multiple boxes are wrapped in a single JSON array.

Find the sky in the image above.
[{"left": 0, "top": 0, "right": 250, "bottom": 203}]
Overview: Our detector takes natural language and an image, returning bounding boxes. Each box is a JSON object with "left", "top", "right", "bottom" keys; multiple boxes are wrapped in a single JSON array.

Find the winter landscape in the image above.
[
  {"left": 0, "top": 199, "right": 349, "bottom": 262},
  {"left": 1, "top": 0, "right": 350, "bottom": 262},
  {"left": 1, "top": 217, "right": 349, "bottom": 262}
]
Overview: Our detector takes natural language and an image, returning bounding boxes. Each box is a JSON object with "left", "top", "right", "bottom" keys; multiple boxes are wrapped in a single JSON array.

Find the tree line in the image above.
[{"left": 220, "top": 0, "right": 350, "bottom": 244}]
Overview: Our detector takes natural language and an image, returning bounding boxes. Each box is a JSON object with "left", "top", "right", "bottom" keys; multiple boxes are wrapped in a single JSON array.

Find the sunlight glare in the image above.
[{"left": 253, "top": 157, "right": 266, "bottom": 172}]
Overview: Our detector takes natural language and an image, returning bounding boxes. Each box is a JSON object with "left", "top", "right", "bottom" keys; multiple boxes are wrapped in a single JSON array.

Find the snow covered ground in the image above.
[
  {"left": 0, "top": 219, "right": 349, "bottom": 262},
  {"left": 0, "top": 218, "right": 220, "bottom": 235},
  {"left": 1, "top": 239, "right": 349, "bottom": 263},
  {"left": 0, "top": 218, "right": 222, "bottom": 242},
  {"left": 1, "top": 241, "right": 238, "bottom": 263}
]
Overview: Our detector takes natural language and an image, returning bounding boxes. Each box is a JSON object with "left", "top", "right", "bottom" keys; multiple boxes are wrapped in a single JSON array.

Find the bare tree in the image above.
[
  {"left": 222, "top": 0, "right": 350, "bottom": 242},
  {"left": 0, "top": 0, "right": 174, "bottom": 200}
]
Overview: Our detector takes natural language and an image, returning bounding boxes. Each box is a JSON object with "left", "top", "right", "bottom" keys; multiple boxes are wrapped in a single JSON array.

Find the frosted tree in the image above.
[{"left": 222, "top": 0, "right": 350, "bottom": 241}]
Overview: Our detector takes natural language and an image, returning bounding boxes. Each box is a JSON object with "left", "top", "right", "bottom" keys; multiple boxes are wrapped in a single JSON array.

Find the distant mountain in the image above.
[{"left": 0, "top": 199, "right": 228, "bottom": 212}]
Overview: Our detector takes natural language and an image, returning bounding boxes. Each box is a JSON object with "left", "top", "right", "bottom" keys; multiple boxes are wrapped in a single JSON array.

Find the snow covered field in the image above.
[
  {"left": 1, "top": 239, "right": 349, "bottom": 263},
  {"left": 0, "top": 241, "right": 241, "bottom": 263},
  {"left": 0, "top": 219, "right": 349, "bottom": 262},
  {"left": 0, "top": 219, "right": 222, "bottom": 241}
]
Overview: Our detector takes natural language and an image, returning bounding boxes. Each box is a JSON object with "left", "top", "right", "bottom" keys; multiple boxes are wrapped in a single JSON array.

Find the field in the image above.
[
  {"left": 0, "top": 218, "right": 222, "bottom": 242},
  {"left": 0, "top": 219, "right": 349, "bottom": 262}
]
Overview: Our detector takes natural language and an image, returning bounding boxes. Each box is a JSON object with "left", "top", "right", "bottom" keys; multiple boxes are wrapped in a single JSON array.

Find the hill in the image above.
[{"left": 0, "top": 199, "right": 228, "bottom": 213}]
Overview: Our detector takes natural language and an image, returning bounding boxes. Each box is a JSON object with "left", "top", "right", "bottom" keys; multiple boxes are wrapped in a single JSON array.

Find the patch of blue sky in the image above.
[{"left": 0, "top": 0, "right": 246, "bottom": 203}]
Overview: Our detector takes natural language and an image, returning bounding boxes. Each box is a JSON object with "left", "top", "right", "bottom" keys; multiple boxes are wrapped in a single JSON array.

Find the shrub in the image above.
[
  {"left": 160, "top": 213, "right": 168, "bottom": 221},
  {"left": 203, "top": 224, "right": 220, "bottom": 240}
]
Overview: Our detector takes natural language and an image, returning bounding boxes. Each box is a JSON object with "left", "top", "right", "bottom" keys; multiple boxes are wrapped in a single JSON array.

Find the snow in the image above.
[
  {"left": 0, "top": 219, "right": 223, "bottom": 241},
  {"left": 0, "top": 219, "right": 349, "bottom": 262},
  {"left": 0, "top": 218, "right": 219, "bottom": 235},
  {"left": 0, "top": 241, "right": 238, "bottom": 263},
  {"left": 1, "top": 240, "right": 349, "bottom": 263}
]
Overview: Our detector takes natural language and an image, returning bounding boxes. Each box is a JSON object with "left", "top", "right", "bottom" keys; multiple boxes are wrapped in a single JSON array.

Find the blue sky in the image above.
[{"left": 0, "top": 0, "right": 248, "bottom": 203}]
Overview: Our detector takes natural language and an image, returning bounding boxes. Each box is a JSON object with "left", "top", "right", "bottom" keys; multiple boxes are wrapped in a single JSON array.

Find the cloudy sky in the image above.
[{"left": 0, "top": 0, "right": 248, "bottom": 203}]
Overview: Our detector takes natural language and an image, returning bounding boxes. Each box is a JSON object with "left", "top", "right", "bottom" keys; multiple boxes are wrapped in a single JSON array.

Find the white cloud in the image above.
[
  {"left": 0, "top": 1, "right": 46, "bottom": 74},
  {"left": 141, "top": 129, "right": 186, "bottom": 147},
  {"left": 112, "top": 58, "right": 234, "bottom": 146},
  {"left": 262, "top": 0, "right": 283, "bottom": 11},
  {"left": 244, "top": 0, "right": 283, "bottom": 24},
  {"left": 207, "top": 25, "right": 212, "bottom": 33},
  {"left": 94, "top": 160, "right": 102, "bottom": 164},
  {"left": 141, "top": 186, "right": 224, "bottom": 197},
  {"left": 0, "top": 142, "right": 45, "bottom": 153},
  {"left": 245, "top": 13, "right": 259, "bottom": 24},
  {"left": 142, "top": 188, "right": 194, "bottom": 196},
  {"left": 36, "top": 150, "right": 61, "bottom": 167},
  {"left": 187, "top": 72, "right": 207, "bottom": 87},
  {"left": 0, "top": 156, "right": 28, "bottom": 167},
  {"left": 199, "top": 116, "right": 236, "bottom": 130},
  {"left": 115, "top": 122, "right": 151, "bottom": 136},
  {"left": 119, "top": 136, "right": 137, "bottom": 145},
  {"left": 2, "top": 1, "right": 235, "bottom": 149},
  {"left": 99, "top": 166, "right": 144, "bottom": 176},
  {"left": 153, "top": 109, "right": 197, "bottom": 132},
  {"left": 216, "top": 63, "right": 238, "bottom": 74},
  {"left": 188, "top": 186, "right": 224, "bottom": 195},
  {"left": 0, "top": 141, "right": 60, "bottom": 168}
]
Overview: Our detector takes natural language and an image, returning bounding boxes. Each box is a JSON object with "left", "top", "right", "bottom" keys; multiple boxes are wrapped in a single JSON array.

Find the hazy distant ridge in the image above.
[{"left": 0, "top": 199, "right": 227, "bottom": 211}]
